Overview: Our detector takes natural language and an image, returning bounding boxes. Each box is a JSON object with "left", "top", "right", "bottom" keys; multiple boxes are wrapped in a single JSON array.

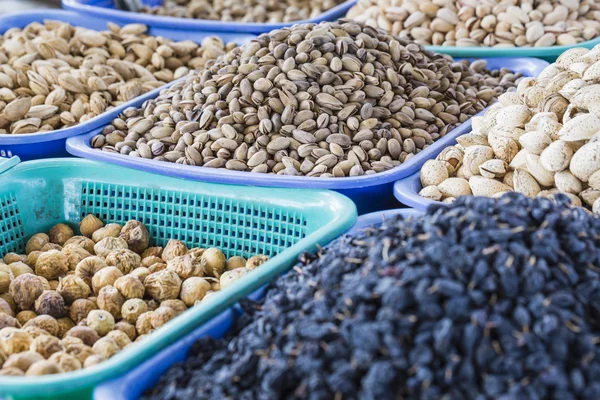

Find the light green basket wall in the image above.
[{"left": 0, "top": 158, "right": 356, "bottom": 400}]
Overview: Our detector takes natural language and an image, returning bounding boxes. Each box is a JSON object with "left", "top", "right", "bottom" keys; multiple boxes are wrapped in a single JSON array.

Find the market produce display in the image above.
[
  {"left": 91, "top": 20, "right": 522, "bottom": 177},
  {"left": 0, "top": 20, "right": 235, "bottom": 134},
  {"left": 139, "top": 0, "right": 347, "bottom": 23},
  {"left": 418, "top": 45, "right": 600, "bottom": 212},
  {"left": 347, "top": 0, "right": 600, "bottom": 47},
  {"left": 0, "top": 215, "right": 267, "bottom": 376},
  {"left": 145, "top": 193, "right": 600, "bottom": 399}
]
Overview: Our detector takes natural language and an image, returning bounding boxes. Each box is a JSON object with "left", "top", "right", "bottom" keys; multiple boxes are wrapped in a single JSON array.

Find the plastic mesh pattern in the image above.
[
  {"left": 79, "top": 182, "right": 309, "bottom": 258},
  {"left": 0, "top": 192, "right": 25, "bottom": 255}
]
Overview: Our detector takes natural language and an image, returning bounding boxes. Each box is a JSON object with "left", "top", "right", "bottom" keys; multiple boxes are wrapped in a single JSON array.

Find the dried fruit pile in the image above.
[
  {"left": 0, "top": 20, "right": 235, "bottom": 134},
  {"left": 419, "top": 46, "right": 600, "bottom": 213},
  {"left": 347, "top": 0, "right": 600, "bottom": 48},
  {"left": 0, "top": 215, "right": 267, "bottom": 375},
  {"left": 92, "top": 20, "right": 521, "bottom": 177},
  {"left": 140, "top": 0, "right": 345, "bottom": 23},
  {"left": 146, "top": 194, "right": 600, "bottom": 399}
]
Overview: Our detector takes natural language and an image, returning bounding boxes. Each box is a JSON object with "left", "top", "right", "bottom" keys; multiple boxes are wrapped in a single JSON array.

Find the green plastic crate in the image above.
[{"left": 0, "top": 157, "right": 356, "bottom": 400}]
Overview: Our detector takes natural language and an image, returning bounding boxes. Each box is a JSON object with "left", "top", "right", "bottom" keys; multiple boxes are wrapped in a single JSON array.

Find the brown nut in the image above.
[
  {"left": 92, "top": 224, "right": 123, "bottom": 243},
  {"left": 114, "top": 275, "right": 145, "bottom": 299},
  {"left": 0, "top": 294, "right": 16, "bottom": 314},
  {"left": 23, "top": 253, "right": 41, "bottom": 269},
  {"left": 201, "top": 248, "right": 226, "bottom": 278},
  {"left": 160, "top": 299, "right": 187, "bottom": 316},
  {"left": 15, "top": 311, "right": 36, "bottom": 325},
  {"left": 63, "top": 236, "right": 95, "bottom": 254},
  {"left": 75, "top": 256, "right": 107, "bottom": 287},
  {"left": 25, "top": 360, "right": 63, "bottom": 375},
  {"left": 180, "top": 277, "right": 211, "bottom": 306},
  {"left": 148, "top": 263, "right": 167, "bottom": 273},
  {"left": 0, "top": 270, "right": 11, "bottom": 294},
  {"left": 97, "top": 286, "right": 125, "bottom": 319},
  {"left": 220, "top": 267, "right": 251, "bottom": 290},
  {"left": 49, "top": 224, "right": 74, "bottom": 246},
  {"left": 35, "top": 250, "right": 69, "bottom": 280},
  {"left": 113, "top": 321, "right": 136, "bottom": 341},
  {"left": 0, "top": 327, "right": 32, "bottom": 355},
  {"left": 105, "top": 249, "right": 140, "bottom": 274},
  {"left": 246, "top": 255, "right": 269, "bottom": 270},
  {"left": 24, "top": 315, "right": 59, "bottom": 337},
  {"left": 144, "top": 270, "right": 181, "bottom": 301},
  {"left": 0, "top": 314, "right": 19, "bottom": 329},
  {"left": 3, "top": 351, "right": 44, "bottom": 372},
  {"left": 25, "top": 233, "right": 49, "bottom": 254},
  {"left": 4, "top": 254, "right": 25, "bottom": 264},
  {"left": 91, "top": 267, "right": 123, "bottom": 294},
  {"left": 8, "top": 262, "right": 32, "bottom": 277},
  {"left": 23, "top": 326, "right": 51, "bottom": 339},
  {"left": 60, "top": 336, "right": 83, "bottom": 347},
  {"left": 40, "top": 243, "right": 62, "bottom": 252},
  {"left": 63, "top": 343, "right": 95, "bottom": 364},
  {"left": 130, "top": 267, "right": 150, "bottom": 283},
  {"left": 9, "top": 273, "right": 45, "bottom": 310},
  {"left": 167, "top": 253, "right": 203, "bottom": 279},
  {"left": 142, "top": 247, "right": 162, "bottom": 259},
  {"left": 48, "top": 351, "right": 81, "bottom": 372},
  {"left": 145, "top": 299, "right": 159, "bottom": 311},
  {"left": 135, "top": 311, "right": 154, "bottom": 335},
  {"left": 161, "top": 239, "right": 188, "bottom": 262},
  {"left": 57, "top": 275, "right": 91, "bottom": 304},
  {"left": 106, "top": 330, "right": 132, "bottom": 349},
  {"left": 150, "top": 306, "right": 176, "bottom": 329},
  {"left": 119, "top": 220, "right": 150, "bottom": 254},
  {"left": 69, "top": 299, "right": 97, "bottom": 324},
  {"left": 48, "top": 280, "right": 59, "bottom": 291},
  {"left": 94, "top": 237, "right": 128, "bottom": 258},
  {"left": 0, "top": 367, "right": 24, "bottom": 375},
  {"left": 121, "top": 298, "right": 148, "bottom": 324},
  {"left": 142, "top": 256, "right": 164, "bottom": 268},
  {"left": 92, "top": 337, "right": 120, "bottom": 359},
  {"left": 31, "top": 334, "right": 62, "bottom": 358},
  {"left": 65, "top": 326, "right": 100, "bottom": 347},
  {"left": 79, "top": 215, "right": 104, "bottom": 238},
  {"left": 61, "top": 244, "right": 91, "bottom": 271},
  {"left": 226, "top": 256, "right": 246, "bottom": 271},
  {"left": 83, "top": 354, "right": 105, "bottom": 368},
  {"left": 87, "top": 310, "right": 115, "bottom": 336},
  {"left": 34, "top": 291, "right": 65, "bottom": 318},
  {"left": 0, "top": 298, "right": 13, "bottom": 317},
  {"left": 56, "top": 318, "right": 75, "bottom": 338}
]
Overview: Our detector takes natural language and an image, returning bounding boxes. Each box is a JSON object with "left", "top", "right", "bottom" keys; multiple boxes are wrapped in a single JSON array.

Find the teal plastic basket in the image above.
[
  {"left": 425, "top": 37, "right": 600, "bottom": 62},
  {"left": 0, "top": 157, "right": 356, "bottom": 400}
]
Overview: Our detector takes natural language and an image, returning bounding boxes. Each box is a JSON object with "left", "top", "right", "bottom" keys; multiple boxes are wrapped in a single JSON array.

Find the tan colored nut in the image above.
[
  {"left": 92, "top": 224, "right": 123, "bottom": 243},
  {"left": 87, "top": 310, "right": 115, "bottom": 336},
  {"left": 63, "top": 343, "right": 96, "bottom": 365},
  {"left": 161, "top": 240, "right": 188, "bottom": 262},
  {"left": 135, "top": 311, "right": 153, "bottom": 335},
  {"left": 246, "top": 255, "right": 268, "bottom": 270},
  {"left": 479, "top": 159, "right": 508, "bottom": 179},
  {"left": 0, "top": 269, "right": 11, "bottom": 294},
  {"left": 25, "top": 360, "right": 63, "bottom": 376},
  {"left": 63, "top": 236, "right": 96, "bottom": 254},
  {"left": 437, "top": 178, "right": 472, "bottom": 198},
  {"left": 75, "top": 256, "right": 107, "bottom": 287},
  {"left": 97, "top": 285, "right": 125, "bottom": 319},
  {"left": 160, "top": 299, "right": 187, "bottom": 316},
  {"left": 121, "top": 298, "right": 148, "bottom": 324},
  {"left": 526, "top": 154, "right": 555, "bottom": 187},
  {"left": 570, "top": 142, "right": 600, "bottom": 181},
  {"left": 119, "top": 220, "right": 150, "bottom": 254},
  {"left": 130, "top": 267, "right": 151, "bottom": 283},
  {"left": 83, "top": 354, "right": 105, "bottom": 368},
  {"left": 94, "top": 237, "right": 128, "bottom": 258},
  {"left": 9, "top": 261, "right": 33, "bottom": 277},
  {"left": 35, "top": 250, "right": 69, "bottom": 280},
  {"left": 114, "top": 275, "right": 145, "bottom": 299},
  {"left": 4, "top": 254, "right": 25, "bottom": 265},
  {"left": 0, "top": 328, "right": 32, "bottom": 355},
  {"left": 489, "top": 135, "right": 519, "bottom": 164},
  {"left": 25, "top": 234, "right": 49, "bottom": 254},
  {"left": 48, "top": 351, "right": 81, "bottom": 372},
  {"left": 15, "top": 311, "right": 36, "bottom": 325},
  {"left": 513, "top": 169, "right": 542, "bottom": 197},
  {"left": 61, "top": 244, "right": 91, "bottom": 271},
  {"left": 200, "top": 248, "right": 226, "bottom": 278},
  {"left": 495, "top": 105, "right": 531, "bottom": 129},
  {"left": 519, "top": 131, "right": 552, "bottom": 155},
  {"left": 144, "top": 270, "right": 181, "bottom": 301},
  {"left": 167, "top": 253, "right": 203, "bottom": 279},
  {"left": 24, "top": 315, "right": 59, "bottom": 337},
  {"left": 3, "top": 351, "right": 44, "bottom": 372},
  {"left": 220, "top": 268, "right": 252, "bottom": 290},
  {"left": 79, "top": 215, "right": 104, "bottom": 238},
  {"left": 9, "top": 273, "right": 45, "bottom": 310},
  {"left": 180, "top": 277, "right": 211, "bottom": 306},
  {"left": 106, "top": 330, "right": 131, "bottom": 349},
  {"left": 113, "top": 321, "right": 136, "bottom": 342},
  {"left": 226, "top": 256, "right": 246, "bottom": 271},
  {"left": 31, "top": 335, "right": 62, "bottom": 359},
  {"left": 580, "top": 188, "right": 600, "bottom": 207},
  {"left": 455, "top": 133, "right": 489, "bottom": 148},
  {"left": 540, "top": 141, "right": 573, "bottom": 172},
  {"left": 420, "top": 159, "right": 450, "bottom": 187},
  {"left": 105, "top": 249, "right": 140, "bottom": 274},
  {"left": 150, "top": 306, "right": 177, "bottom": 329},
  {"left": 49, "top": 224, "right": 74, "bottom": 246},
  {"left": 469, "top": 176, "right": 513, "bottom": 197},
  {"left": 91, "top": 267, "right": 123, "bottom": 294},
  {"left": 92, "top": 337, "right": 120, "bottom": 359},
  {"left": 588, "top": 170, "right": 600, "bottom": 190},
  {"left": 57, "top": 275, "right": 91, "bottom": 304},
  {"left": 142, "top": 247, "right": 163, "bottom": 259}
]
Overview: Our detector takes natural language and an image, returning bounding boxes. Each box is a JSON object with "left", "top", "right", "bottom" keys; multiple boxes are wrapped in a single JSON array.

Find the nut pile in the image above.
[
  {"left": 140, "top": 0, "right": 346, "bottom": 23},
  {"left": 419, "top": 45, "right": 600, "bottom": 212},
  {"left": 0, "top": 215, "right": 267, "bottom": 375},
  {"left": 92, "top": 20, "right": 521, "bottom": 178},
  {"left": 0, "top": 20, "right": 236, "bottom": 134},
  {"left": 347, "top": 0, "right": 600, "bottom": 47},
  {"left": 146, "top": 194, "right": 600, "bottom": 399}
]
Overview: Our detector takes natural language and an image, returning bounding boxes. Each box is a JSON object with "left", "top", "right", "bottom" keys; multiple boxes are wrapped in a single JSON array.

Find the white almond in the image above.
[
  {"left": 555, "top": 170, "right": 583, "bottom": 194},
  {"left": 469, "top": 176, "right": 513, "bottom": 197},
  {"left": 513, "top": 168, "right": 541, "bottom": 197},
  {"left": 418, "top": 186, "right": 443, "bottom": 202},
  {"left": 420, "top": 160, "right": 450, "bottom": 187},
  {"left": 526, "top": 154, "right": 555, "bottom": 186},
  {"left": 540, "top": 141, "right": 573, "bottom": 172},
  {"left": 569, "top": 142, "right": 600, "bottom": 181},
  {"left": 438, "top": 178, "right": 472, "bottom": 198},
  {"left": 519, "top": 130, "right": 552, "bottom": 155},
  {"left": 558, "top": 113, "right": 600, "bottom": 141}
]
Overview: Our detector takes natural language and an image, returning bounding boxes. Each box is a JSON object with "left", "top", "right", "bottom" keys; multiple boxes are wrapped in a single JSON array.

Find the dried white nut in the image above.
[
  {"left": 555, "top": 170, "right": 583, "bottom": 194},
  {"left": 569, "top": 142, "right": 600, "bottom": 181},
  {"left": 558, "top": 113, "right": 600, "bottom": 142},
  {"left": 437, "top": 178, "right": 472, "bottom": 198},
  {"left": 526, "top": 154, "right": 555, "bottom": 187},
  {"left": 489, "top": 135, "right": 519, "bottom": 164},
  {"left": 593, "top": 197, "right": 600, "bottom": 214},
  {"left": 519, "top": 131, "right": 552, "bottom": 155},
  {"left": 469, "top": 176, "right": 513, "bottom": 197},
  {"left": 463, "top": 145, "right": 494, "bottom": 176},
  {"left": 479, "top": 159, "right": 507, "bottom": 179},
  {"left": 420, "top": 160, "right": 449, "bottom": 187},
  {"left": 588, "top": 169, "right": 600, "bottom": 190},
  {"left": 495, "top": 105, "right": 531, "bottom": 129},
  {"left": 540, "top": 141, "right": 573, "bottom": 172},
  {"left": 513, "top": 169, "right": 541, "bottom": 197},
  {"left": 418, "top": 186, "right": 443, "bottom": 202}
]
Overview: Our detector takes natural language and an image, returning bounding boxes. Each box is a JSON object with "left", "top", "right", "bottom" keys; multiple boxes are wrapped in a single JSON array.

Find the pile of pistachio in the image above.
[
  {"left": 0, "top": 215, "right": 267, "bottom": 375},
  {"left": 347, "top": 0, "right": 600, "bottom": 47},
  {"left": 91, "top": 20, "right": 522, "bottom": 178},
  {"left": 0, "top": 20, "right": 235, "bottom": 134},
  {"left": 419, "top": 45, "right": 600, "bottom": 213}
]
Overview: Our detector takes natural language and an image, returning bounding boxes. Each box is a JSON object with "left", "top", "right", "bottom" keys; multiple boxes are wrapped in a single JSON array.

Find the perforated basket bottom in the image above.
[{"left": 76, "top": 182, "right": 309, "bottom": 259}]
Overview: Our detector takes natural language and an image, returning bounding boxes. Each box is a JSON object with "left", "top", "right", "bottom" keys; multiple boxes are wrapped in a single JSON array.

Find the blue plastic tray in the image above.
[
  {"left": 394, "top": 171, "right": 440, "bottom": 211},
  {"left": 0, "top": 10, "right": 255, "bottom": 161},
  {"left": 94, "top": 208, "right": 419, "bottom": 400},
  {"left": 62, "top": 0, "right": 357, "bottom": 34},
  {"left": 67, "top": 57, "right": 547, "bottom": 215}
]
